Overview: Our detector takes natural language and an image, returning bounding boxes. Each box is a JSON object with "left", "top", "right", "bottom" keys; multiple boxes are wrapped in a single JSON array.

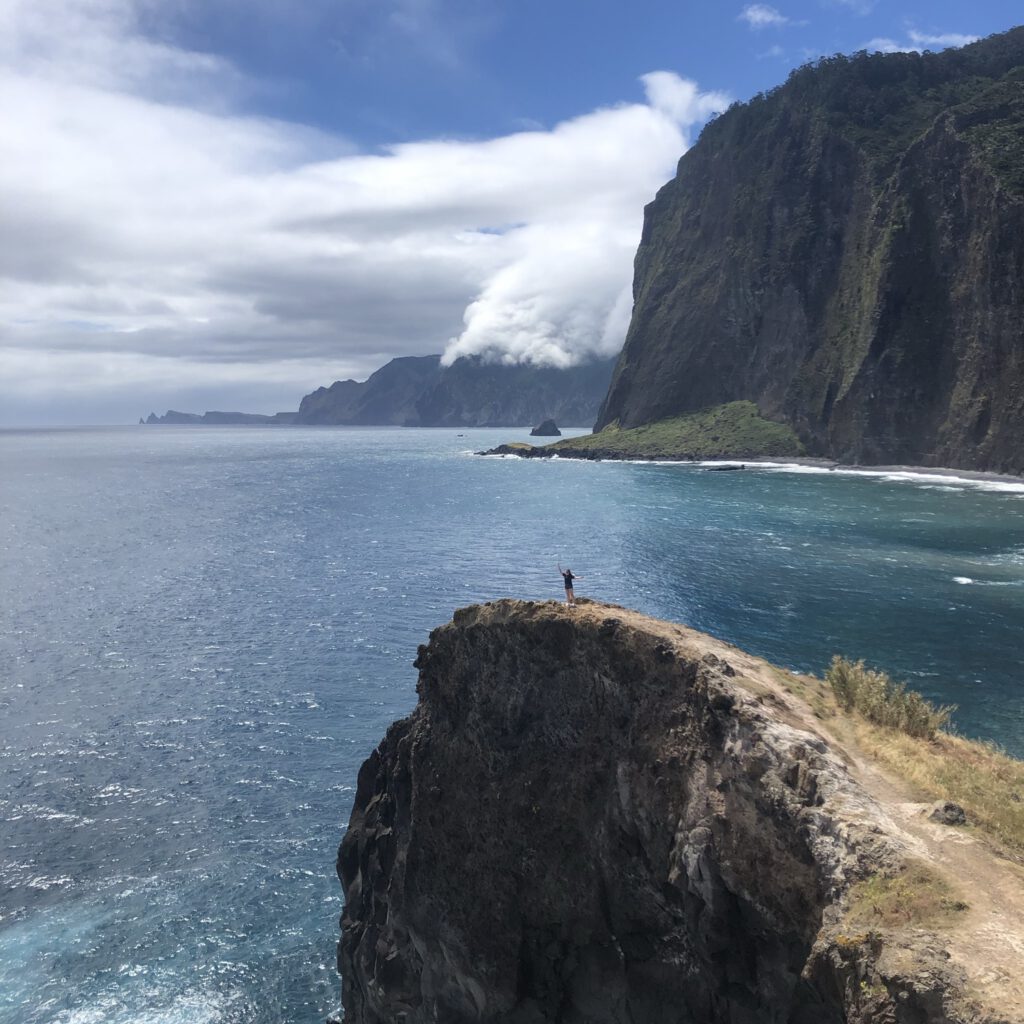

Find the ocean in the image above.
[{"left": 2, "top": 426, "right": 1023, "bottom": 1023}]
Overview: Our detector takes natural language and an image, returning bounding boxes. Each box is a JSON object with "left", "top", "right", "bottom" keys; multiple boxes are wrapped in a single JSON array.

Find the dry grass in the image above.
[
  {"left": 693, "top": 645, "right": 1024, "bottom": 858},
  {"left": 846, "top": 860, "right": 969, "bottom": 929},
  {"left": 852, "top": 724, "right": 1024, "bottom": 857},
  {"left": 768, "top": 665, "right": 835, "bottom": 720}
]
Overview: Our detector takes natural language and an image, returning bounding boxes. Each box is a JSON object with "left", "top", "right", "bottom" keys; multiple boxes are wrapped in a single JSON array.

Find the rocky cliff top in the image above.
[{"left": 338, "top": 599, "right": 1024, "bottom": 1023}]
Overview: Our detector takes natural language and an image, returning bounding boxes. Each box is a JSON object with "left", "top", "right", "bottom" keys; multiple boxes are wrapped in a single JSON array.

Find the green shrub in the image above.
[{"left": 826, "top": 656, "right": 955, "bottom": 740}]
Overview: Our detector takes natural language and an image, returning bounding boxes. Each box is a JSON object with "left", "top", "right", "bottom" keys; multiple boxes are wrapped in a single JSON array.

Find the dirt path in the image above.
[{"left": 839, "top": 743, "right": 1024, "bottom": 1016}]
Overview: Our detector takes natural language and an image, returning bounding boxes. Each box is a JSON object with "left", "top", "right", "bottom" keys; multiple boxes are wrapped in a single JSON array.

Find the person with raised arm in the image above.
[{"left": 558, "top": 564, "right": 579, "bottom": 606}]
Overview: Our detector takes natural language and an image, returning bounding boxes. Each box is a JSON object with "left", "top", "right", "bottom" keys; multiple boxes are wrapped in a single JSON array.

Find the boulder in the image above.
[{"left": 929, "top": 801, "right": 968, "bottom": 826}]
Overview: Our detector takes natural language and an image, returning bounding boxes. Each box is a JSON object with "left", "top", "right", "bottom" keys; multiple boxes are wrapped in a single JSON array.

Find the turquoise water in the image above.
[{"left": 1, "top": 426, "right": 1023, "bottom": 1023}]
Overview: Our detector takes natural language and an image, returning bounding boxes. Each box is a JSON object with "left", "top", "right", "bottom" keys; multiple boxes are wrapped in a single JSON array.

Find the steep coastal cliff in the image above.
[
  {"left": 596, "top": 28, "right": 1024, "bottom": 472},
  {"left": 338, "top": 600, "right": 1024, "bottom": 1023},
  {"left": 297, "top": 355, "right": 615, "bottom": 427}
]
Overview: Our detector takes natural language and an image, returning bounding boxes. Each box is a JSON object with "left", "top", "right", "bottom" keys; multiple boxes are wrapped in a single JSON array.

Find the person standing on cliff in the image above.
[{"left": 558, "top": 565, "right": 579, "bottom": 606}]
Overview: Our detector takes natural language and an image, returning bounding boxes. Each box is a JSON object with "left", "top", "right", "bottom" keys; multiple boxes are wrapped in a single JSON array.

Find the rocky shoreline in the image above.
[{"left": 477, "top": 444, "right": 1024, "bottom": 486}]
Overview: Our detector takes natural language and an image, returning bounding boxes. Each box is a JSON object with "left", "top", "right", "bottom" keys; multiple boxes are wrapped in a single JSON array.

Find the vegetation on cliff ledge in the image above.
[
  {"left": 845, "top": 861, "right": 969, "bottom": 930},
  {"left": 486, "top": 401, "right": 805, "bottom": 461}
]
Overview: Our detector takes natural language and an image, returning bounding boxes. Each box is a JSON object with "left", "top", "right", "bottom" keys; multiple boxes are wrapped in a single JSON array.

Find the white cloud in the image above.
[
  {"left": 738, "top": 4, "right": 790, "bottom": 29},
  {"left": 0, "top": 0, "right": 730, "bottom": 423},
  {"left": 443, "top": 72, "right": 730, "bottom": 367},
  {"left": 864, "top": 30, "right": 980, "bottom": 54},
  {"left": 642, "top": 71, "right": 730, "bottom": 126},
  {"left": 863, "top": 37, "right": 903, "bottom": 54},
  {"left": 908, "top": 30, "right": 980, "bottom": 50}
]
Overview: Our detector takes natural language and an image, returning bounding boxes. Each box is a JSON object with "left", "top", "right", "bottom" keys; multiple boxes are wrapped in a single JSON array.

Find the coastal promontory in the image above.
[{"left": 338, "top": 599, "right": 1024, "bottom": 1023}]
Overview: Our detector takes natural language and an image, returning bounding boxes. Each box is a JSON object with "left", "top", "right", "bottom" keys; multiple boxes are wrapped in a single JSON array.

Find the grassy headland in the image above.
[{"left": 483, "top": 401, "right": 805, "bottom": 461}]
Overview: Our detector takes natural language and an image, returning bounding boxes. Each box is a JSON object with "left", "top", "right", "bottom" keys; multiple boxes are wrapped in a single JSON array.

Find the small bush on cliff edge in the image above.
[
  {"left": 846, "top": 861, "right": 968, "bottom": 929},
  {"left": 827, "top": 656, "right": 955, "bottom": 740}
]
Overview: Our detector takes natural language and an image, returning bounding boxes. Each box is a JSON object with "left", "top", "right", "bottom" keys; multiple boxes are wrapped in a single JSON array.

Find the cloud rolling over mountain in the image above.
[{"left": 0, "top": 0, "right": 728, "bottom": 423}]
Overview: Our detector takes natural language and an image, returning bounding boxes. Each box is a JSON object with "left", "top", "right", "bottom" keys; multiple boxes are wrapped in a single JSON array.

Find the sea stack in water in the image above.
[
  {"left": 338, "top": 600, "right": 1016, "bottom": 1023},
  {"left": 530, "top": 419, "right": 561, "bottom": 437}
]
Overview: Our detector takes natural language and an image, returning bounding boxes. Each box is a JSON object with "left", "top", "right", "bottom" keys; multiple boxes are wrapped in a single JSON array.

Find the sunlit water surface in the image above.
[{"left": 2, "top": 426, "right": 1023, "bottom": 1023}]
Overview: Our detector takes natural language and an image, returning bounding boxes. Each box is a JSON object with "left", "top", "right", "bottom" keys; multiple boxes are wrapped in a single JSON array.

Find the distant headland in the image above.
[{"left": 142, "top": 354, "right": 614, "bottom": 430}]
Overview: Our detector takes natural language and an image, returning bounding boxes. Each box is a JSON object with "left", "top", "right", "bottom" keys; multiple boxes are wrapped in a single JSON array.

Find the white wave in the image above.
[
  {"left": 26, "top": 874, "right": 73, "bottom": 890},
  {"left": 54, "top": 988, "right": 231, "bottom": 1024},
  {"left": 691, "top": 461, "right": 1024, "bottom": 493},
  {"left": 953, "top": 575, "right": 1024, "bottom": 588},
  {"left": 614, "top": 458, "right": 694, "bottom": 465},
  {"left": 985, "top": 547, "right": 1024, "bottom": 567},
  {"left": 533, "top": 456, "right": 1024, "bottom": 492},
  {"left": 14, "top": 803, "right": 93, "bottom": 826},
  {"left": 871, "top": 470, "right": 1024, "bottom": 493}
]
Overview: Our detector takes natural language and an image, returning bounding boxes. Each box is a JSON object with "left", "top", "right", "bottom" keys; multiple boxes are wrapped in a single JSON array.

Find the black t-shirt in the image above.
[{"left": 562, "top": 571, "right": 575, "bottom": 588}]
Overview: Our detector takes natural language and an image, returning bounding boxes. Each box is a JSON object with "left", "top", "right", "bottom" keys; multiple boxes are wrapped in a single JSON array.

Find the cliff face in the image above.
[
  {"left": 338, "top": 600, "right": 1011, "bottom": 1024},
  {"left": 416, "top": 357, "right": 616, "bottom": 429},
  {"left": 298, "top": 356, "right": 439, "bottom": 426},
  {"left": 596, "top": 28, "right": 1024, "bottom": 472},
  {"left": 296, "top": 355, "right": 616, "bottom": 428}
]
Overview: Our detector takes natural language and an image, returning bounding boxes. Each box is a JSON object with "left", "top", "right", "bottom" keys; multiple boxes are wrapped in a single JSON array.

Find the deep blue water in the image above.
[{"left": 2, "top": 426, "right": 1023, "bottom": 1024}]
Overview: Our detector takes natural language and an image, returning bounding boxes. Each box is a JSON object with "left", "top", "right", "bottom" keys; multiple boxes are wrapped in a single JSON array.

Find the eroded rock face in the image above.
[{"left": 337, "top": 601, "right": 980, "bottom": 1023}]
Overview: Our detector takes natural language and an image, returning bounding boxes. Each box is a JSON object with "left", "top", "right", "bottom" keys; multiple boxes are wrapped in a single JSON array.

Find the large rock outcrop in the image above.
[
  {"left": 596, "top": 28, "right": 1024, "bottom": 472},
  {"left": 297, "top": 355, "right": 615, "bottom": 428},
  {"left": 338, "top": 600, "right": 1012, "bottom": 1024}
]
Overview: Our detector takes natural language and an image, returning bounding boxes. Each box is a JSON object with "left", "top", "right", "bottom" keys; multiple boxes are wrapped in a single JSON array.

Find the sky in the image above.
[{"left": 1, "top": 0, "right": 1019, "bottom": 424}]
